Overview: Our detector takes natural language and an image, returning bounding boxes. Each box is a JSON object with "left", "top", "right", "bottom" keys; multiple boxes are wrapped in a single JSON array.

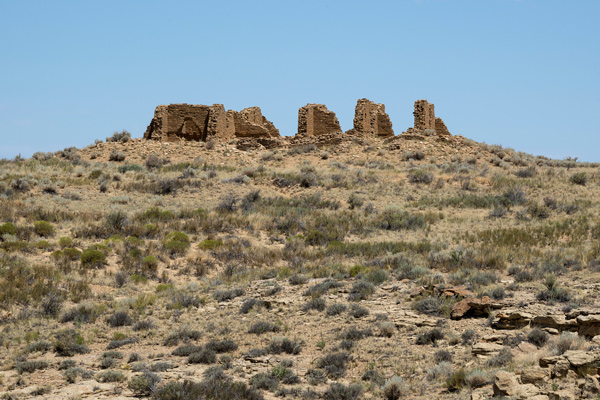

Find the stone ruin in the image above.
[
  {"left": 411, "top": 99, "right": 451, "bottom": 136},
  {"left": 297, "top": 104, "right": 342, "bottom": 137},
  {"left": 143, "top": 103, "right": 279, "bottom": 142},
  {"left": 143, "top": 98, "right": 452, "bottom": 145},
  {"left": 352, "top": 98, "right": 394, "bottom": 137}
]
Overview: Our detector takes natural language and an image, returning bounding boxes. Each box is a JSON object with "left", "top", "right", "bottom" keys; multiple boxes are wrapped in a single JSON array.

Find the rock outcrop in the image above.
[
  {"left": 297, "top": 104, "right": 342, "bottom": 137},
  {"left": 450, "top": 296, "right": 504, "bottom": 319},
  {"left": 144, "top": 104, "right": 279, "bottom": 142},
  {"left": 352, "top": 98, "right": 394, "bottom": 137}
]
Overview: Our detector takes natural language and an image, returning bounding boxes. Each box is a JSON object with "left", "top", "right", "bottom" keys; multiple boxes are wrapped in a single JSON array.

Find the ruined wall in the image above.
[
  {"left": 353, "top": 98, "right": 394, "bottom": 137},
  {"left": 435, "top": 117, "right": 451, "bottom": 136},
  {"left": 411, "top": 100, "right": 451, "bottom": 136},
  {"left": 144, "top": 104, "right": 278, "bottom": 142},
  {"left": 413, "top": 100, "right": 436, "bottom": 131},
  {"left": 298, "top": 104, "right": 341, "bottom": 136}
]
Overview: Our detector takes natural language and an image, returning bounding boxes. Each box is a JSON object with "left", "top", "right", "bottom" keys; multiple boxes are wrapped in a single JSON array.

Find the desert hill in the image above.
[{"left": 0, "top": 102, "right": 599, "bottom": 399}]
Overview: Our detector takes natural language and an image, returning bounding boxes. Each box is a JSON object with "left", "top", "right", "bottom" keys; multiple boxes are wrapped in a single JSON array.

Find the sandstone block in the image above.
[
  {"left": 450, "top": 296, "right": 503, "bottom": 319},
  {"left": 352, "top": 98, "right": 394, "bottom": 137},
  {"left": 472, "top": 342, "right": 503, "bottom": 356},
  {"left": 298, "top": 104, "right": 341, "bottom": 136},
  {"left": 492, "top": 311, "right": 533, "bottom": 329}
]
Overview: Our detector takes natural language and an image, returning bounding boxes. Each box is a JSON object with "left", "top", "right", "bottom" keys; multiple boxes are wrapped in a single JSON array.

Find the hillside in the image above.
[{"left": 1, "top": 130, "right": 600, "bottom": 400}]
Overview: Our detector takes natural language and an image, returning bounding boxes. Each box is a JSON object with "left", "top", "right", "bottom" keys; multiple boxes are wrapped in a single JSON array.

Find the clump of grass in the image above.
[
  {"left": 326, "top": 303, "right": 347, "bottom": 316},
  {"left": 536, "top": 274, "right": 571, "bottom": 303},
  {"left": 382, "top": 375, "right": 406, "bottom": 400},
  {"left": 570, "top": 171, "right": 587, "bottom": 186},
  {"left": 96, "top": 370, "right": 126, "bottom": 383}
]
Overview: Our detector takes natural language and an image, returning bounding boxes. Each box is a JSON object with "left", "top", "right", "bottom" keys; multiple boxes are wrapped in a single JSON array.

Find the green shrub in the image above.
[
  {"left": 570, "top": 172, "right": 587, "bottom": 186},
  {"left": 537, "top": 274, "right": 571, "bottom": 303},
  {"left": 54, "top": 329, "right": 89, "bottom": 356},
  {"left": 446, "top": 368, "right": 466, "bottom": 391},
  {"left": 34, "top": 221, "right": 55, "bottom": 237},
  {"left": 141, "top": 255, "right": 158, "bottom": 275},
  {"left": 0, "top": 222, "right": 16, "bottom": 236},
  {"left": 15, "top": 360, "right": 49, "bottom": 374},
  {"left": 128, "top": 371, "right": 161, "bottom": 396},
  {"left": 81, "top": 248, "right": 106, "bottom": 269},
  {"left": 377, "top": 208, "right": 427, "bottom": 231},
  {"left": 96, "top": 370, "right": 125, "bottom": 382},
  {"left": 188, "top": 348, "right": 217, "bottom": 364},
  {"left": 164, "top": 231, "right": 190, "bottom": 256},
  {"left": 198, "top": 239, "right": 224, "bottom": 250},
  {"left": 348, "top": 280, "right": 375, "bottom": 301}
]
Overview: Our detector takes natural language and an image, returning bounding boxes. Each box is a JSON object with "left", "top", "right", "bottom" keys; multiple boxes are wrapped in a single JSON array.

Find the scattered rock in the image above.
[
  {"left": 493, "top": 370, "right": 541, "bottom": 399},
  {"left": 520, "top": 368, "right": 549, "bottom": 384}
]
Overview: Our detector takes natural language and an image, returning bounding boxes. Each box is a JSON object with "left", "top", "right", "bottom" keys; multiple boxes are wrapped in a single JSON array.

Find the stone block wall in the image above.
[
  {"left": 297, "top": 104, "right": 342, "bottom": 136},
  {"left": 353, "top": 98, "right": 394, "bottom": 137}
]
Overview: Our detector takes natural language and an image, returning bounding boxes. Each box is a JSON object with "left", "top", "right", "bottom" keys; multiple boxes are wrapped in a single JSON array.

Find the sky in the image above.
[{"left": 1, "top": 0, "right": 599, "bottom": 161}]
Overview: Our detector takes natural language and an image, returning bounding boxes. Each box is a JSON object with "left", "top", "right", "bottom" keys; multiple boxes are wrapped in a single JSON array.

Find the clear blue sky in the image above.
[{"left": 1, "top": 0, "right": 598, "bottom": 161}]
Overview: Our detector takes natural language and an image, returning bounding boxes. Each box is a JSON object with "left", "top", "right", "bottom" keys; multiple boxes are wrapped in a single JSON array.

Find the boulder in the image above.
[
  {"left": 492, "top": 310, "right": 533, "bottom": 329},
  {"left": 563, "top": 350, "right": 597, "bottom": 368},
  {"left": 493, "top": 370, "right": 541, "bottom": 398},
  {"left": 520, "top": 368, "right": 549, "bottom": 384},
  {"left": 472, "top": 342, "right": 503, "bottom": 356},
  {"left": 531, "top": 314, "right": 577, "bottom": 331},
  {"left": 576, "top": 314, "right": 600, "bottom": 337},
  {"left": 451, "top": 296, "right": 503, "bottom": 319}
]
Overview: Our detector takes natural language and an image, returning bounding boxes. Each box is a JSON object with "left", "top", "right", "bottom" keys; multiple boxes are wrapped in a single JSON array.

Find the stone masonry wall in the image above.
[
  {"left": 353, "top": 98, "right": 394, "bottom": 137},
  {"left": 297, "top": 104, "right": 341, "bottom": 136},
  {"left": 144, "top": 104, "right": 278, "bottom": 142},
  {"left": 414, "top": 100, "right": 436, "bottom": 131}
]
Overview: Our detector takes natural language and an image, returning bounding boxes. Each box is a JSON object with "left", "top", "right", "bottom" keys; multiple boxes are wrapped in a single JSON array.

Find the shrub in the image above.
[
  {"left": 446, "top": 368, "right": 466, "bottom": 391},
  {"left": 128, "top": 371, "right": 161, "bottom": 397},
  {"left": 15, "top": 360, "right": 49, "bottom": 374},
  {"left": 348, "top": 303, "right": 369, "bottom": 318},
  {"left": 240, "top": 298, "right": 268, "bottom": 314},
  {"left": 303, "top": 297, "right": 326, "bottom": 311},
  {"left": 326, "top": 303, "right": 347, "bottom": 316},
  {"left": 570, "top": 172, "right": 587, "bottom": 186},
  {"left": 164, "top": 231, "right": 190, "bottom": 256},
  {"left": 382, "top": 376, "right": 406, "bottom": 400},
  {"left": 348, "top": 280, "right": 375, "bottom": 301},
  {"left": 96, "top": 370, "right": 126, "bottom": 383},
  {"left": 536, "top": 274, "right": 571, "bottom": 303},
  {"left": 133, "top": 319, "right": 155, "bottom": 331},
  {"left": 151, "top": 377, "right": 264, "bottom": 400},
  {"left": 317, "top": 352, "right": 351, "bottom": 379},
  {"left": 267, "top": 337, "right": 302, "bottom": 355},
  {"left": 485, "top": 348, "right": 513, "bottom": 367},
  {"left": 80, "top": 248, "right": 106, "bottom": 269},
  {"left": 163, "top": 328, "right": 202, "bottom": 346},
  {"left": 34, "top": 221, "right": 54, "bottom": 237},
  {"left": 168, "top": 293, "right": 201, "bottom": 309},
  {"left": 249, "top": 321, "right": 280, "bottom": 335},
  {"left": 416, "top": 328, "right": 444, "bottom": 345},
  {"left": 107, "top": 311, "right": 133, "bottom": 327},
  {"left": 205, "top": 339, "right": 238, "bottom": 353},
  {"left": 527, "top": 328, "right": 549, "bottom": 347},
  {"left": 107, "top": 336, "right": 138, "bottom": 349},
  {"left": 0, "top": 222, "right": 17, "bottom": 236},
  {"left": 550, "top": 332, "right": 585, "bottom": 355},
  {"left": 461, "top": 329, "right": 476, "bottom": 345},
  {"left": 213, "top": 288, "right": 244, "bottom": 302},
  {"left": 172, "top": 344, "right": 203, "bottom": 356},
  {"left": 408, "top": 169, "right": 434, "bottom": 184},
  {"left": 304, "top": 279, "right": 342, "bottom": 297},
  {"left": 41, "top": 292, "right": 63, "bottom": 318},
  {"left": 106, "top": 130, "right": 131, "bottom": 143},
  {"left": 58, "top": 236, "right": 73, "bottom": 248},
  {"left": 105, "top": 210, "right": 129, "bottom": 231},
  {"left": 466, "top": 369, "right": 491, "bottom": 389},
  {"left": 323, "top": 382, "right": 363, "bottom": 400},
  {"left": 188, "top": 348, "right": 217, "bottom": 364},
  {"left": 426, "top": 361, "right": 453, "bottom": 381},
  {"left": 26, "top": 340, "right": 52, "bottom": 354},
  {"left": 366, "top": 268, "right": 388, "bottom": 285},
  {"left": 377, "top": 208, "right": 427, "bottom": 231},
  {"left": 60, "top": 302, "right": 99, "bottom": 323},
  {"left": 54, "top": 329, "right": 89, "bottom": 356},
  {"left": 109, "top": 150, "right": 126, "bottom": 162},
  {"left": 434, "top": 349, "right": 453, "bottom": 363},
  {"left": 250, "top": 372, "right": 279, "bottom": 391}
]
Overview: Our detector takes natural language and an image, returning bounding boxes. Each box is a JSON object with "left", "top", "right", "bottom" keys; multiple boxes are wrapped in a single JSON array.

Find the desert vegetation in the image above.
[{"left": 0, "top": 134, "right": 599, "bottom": 399}]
